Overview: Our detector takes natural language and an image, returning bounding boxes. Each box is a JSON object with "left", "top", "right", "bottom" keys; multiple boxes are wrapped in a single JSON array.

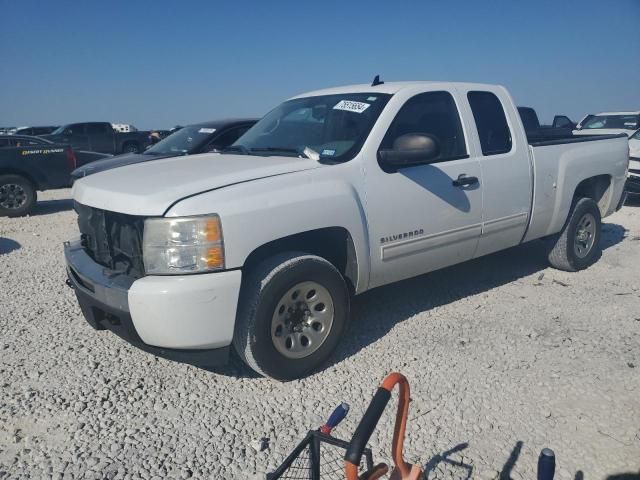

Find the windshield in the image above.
[
  {"left": 232, "top": 93, "right": 392, "bottom": 161},
  {"left": 145, "top": 125, "right": 216, "bottom": 155},
  {"left": 580, "top": 114, "right": 639, "bottom": 130},
  {"left": 630, "top": 129, "right": 640, "bottom": 140}
]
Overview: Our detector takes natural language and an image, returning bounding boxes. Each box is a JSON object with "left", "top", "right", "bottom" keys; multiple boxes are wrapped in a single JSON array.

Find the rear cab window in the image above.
[{"left": 468, "top": 91, "right": 513, "bottom": 155}]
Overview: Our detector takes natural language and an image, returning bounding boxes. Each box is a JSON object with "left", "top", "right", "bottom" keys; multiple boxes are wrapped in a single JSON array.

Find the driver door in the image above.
[{"left": 364, "top": 90, "right": 484, "bottom": 288}]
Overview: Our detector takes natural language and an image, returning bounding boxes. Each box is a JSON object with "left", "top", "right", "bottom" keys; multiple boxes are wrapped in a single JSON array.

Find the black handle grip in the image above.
[
  {"left": 537, "top": 448, "right": 556, "bottom": 480},
  {"left": 344, "top": 388, "right": 391, "bottom": 466},
  {"left": 452, "top": 174, "right": 479, "bottom": 187}
]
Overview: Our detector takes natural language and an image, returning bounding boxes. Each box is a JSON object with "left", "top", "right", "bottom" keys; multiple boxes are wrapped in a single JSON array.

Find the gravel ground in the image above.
[{"left": 1, "top": 189, "right": 639, "bottom": 480}]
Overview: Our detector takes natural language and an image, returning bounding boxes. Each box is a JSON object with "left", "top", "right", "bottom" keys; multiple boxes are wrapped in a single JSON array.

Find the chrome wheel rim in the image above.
[
  {"left": 574, "top": 212, "right": 596, "bottom": 258},
  {"left": 271, "top": 281, "right": 334, "bottom": 359},
  {"left": 0, "top": 184, "right": 27, "bottom": 210}
]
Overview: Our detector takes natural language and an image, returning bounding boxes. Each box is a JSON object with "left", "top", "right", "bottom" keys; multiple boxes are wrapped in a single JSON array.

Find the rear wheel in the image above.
[
  {"left": 548, "top": 197, "right": 601, "bottom": 271},
  {"left": 233, "top": 252, "right": 350, "bottom": 380},
  {"left": 0, "top": 175, "right": 36, "bottom": 217}
]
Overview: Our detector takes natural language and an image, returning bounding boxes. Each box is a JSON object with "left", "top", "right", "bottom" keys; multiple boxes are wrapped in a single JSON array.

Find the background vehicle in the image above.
[
  {"left": 13, "top": 126, "right": 59, "bottom": 136},
  {"left": 627, "top": 129, "right": 640, "bottom": 197},
  {"left": 0, "top": 135, "right": 109, "bottom": 216},
  {"left": 573, "top": 111, "right": 640, "bottom": 137},
  {"left": 41, "top": 121, "right": 151, "bottom": 154},
  {"left": 71, "top": 119, "right": 257, "bottom": 180},
  {"left": 517, "top": 107, "right": 574, "bottom": 140},
  {"left": 65, "top": 81, "right": 628, "bottom": 380}
]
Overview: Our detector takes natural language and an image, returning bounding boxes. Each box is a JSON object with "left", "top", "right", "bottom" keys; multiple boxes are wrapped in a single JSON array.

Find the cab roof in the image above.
[{"left": 291, "top": 81, "right": 504, "bottom": 99}]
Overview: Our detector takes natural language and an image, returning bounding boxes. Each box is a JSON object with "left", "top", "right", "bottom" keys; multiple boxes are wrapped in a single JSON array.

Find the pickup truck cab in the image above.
[
  {"left": 65, "top": 81, "right": 629, "bottom": 380},
  {"left": 42, "top": 122, "right": 150, "bottom": 155},
  {"left": 573, "top": 111, "right": 640, "bottom": 137}
]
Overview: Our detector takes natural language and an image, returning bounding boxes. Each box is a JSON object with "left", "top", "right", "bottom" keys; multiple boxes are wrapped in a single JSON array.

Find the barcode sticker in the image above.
[{"left": 333, "top": 100, "right": 370, "bottom": 114}]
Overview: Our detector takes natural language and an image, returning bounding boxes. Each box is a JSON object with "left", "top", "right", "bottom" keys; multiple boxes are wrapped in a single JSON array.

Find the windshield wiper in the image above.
[
  {"left": 221, "top": 145, "right": 251, "bottom": 155},
  {"left": 250, "top": 147, "right": 318, "bottom": 159}
]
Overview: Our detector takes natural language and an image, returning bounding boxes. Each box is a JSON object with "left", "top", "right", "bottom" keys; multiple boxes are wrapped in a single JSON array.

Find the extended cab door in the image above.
[
  {"left": 364, "top": 89, "right": 483, "bottom": 288},
  {"left": 460, "top": 88, "right": 532, "bottom": 257}
]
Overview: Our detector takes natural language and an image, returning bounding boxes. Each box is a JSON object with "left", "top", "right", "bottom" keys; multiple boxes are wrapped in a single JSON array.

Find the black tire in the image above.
[
  {"left": 548, "top": 197, "right": 601, "bottom": 271},
  {"left": 122, "top": 142, "right": 140, "bottom": 154},
  {"left": 233, "top": 252, "right": 350, "bottom": 381},
  {"left": 0, "top": 174, "right": 37, "bottom": 217}
]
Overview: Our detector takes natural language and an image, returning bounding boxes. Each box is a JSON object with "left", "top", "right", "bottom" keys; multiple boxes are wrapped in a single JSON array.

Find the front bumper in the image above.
[{"left": 64, "top": 240, "right": 242, "bottom": 368}]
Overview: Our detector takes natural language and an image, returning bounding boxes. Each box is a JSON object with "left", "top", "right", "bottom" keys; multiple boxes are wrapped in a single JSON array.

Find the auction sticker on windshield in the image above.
[
  {"left": 333, "top": 100, "right": 370, "bottom": 114},
  {"left": 199, "top": 128, "right": 216, "bottom": 134}
]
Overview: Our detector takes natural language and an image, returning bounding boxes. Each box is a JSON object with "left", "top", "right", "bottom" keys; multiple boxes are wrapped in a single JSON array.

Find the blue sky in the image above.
[{"left": 2, "top": 0, "right": 639, "bottom": 129}]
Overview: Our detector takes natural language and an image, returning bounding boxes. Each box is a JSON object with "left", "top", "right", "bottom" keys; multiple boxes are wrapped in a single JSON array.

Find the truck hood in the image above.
[
  {"left": 572, "top": 128, "right": 634, "bottom": 137},
  {"left": 72, "top": 152, "right": 322, "bottom": 216},
  {"left": 71, "top": 151, "right": 168, "bottom": 179}
]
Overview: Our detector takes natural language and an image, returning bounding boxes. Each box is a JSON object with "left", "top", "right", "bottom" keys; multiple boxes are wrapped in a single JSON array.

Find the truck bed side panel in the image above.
[{"left": 523, "top": 136, "right": 628, "bottom": 242}]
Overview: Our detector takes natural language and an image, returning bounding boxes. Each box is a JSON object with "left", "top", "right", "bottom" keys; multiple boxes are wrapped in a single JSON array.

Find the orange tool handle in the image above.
[{"left": 344, "top": 373, "right": 414, "bottom": 480}]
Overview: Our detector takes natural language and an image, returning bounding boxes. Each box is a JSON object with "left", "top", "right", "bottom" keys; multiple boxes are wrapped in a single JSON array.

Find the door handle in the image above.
[{"left": 452, "top": 174, "right": 479, "bottom": 187}]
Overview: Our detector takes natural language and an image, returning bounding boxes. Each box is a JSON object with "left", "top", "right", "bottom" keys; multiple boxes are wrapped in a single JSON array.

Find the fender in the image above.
[{"left": 165, "top": 165, "right": 372, "bottom": 293}]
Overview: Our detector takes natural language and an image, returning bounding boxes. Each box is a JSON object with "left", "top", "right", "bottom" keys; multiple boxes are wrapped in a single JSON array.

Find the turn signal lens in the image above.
[
  {"left": 205, "top": 219, "right": 221, "bottom": 242},
  {"left": 206, "top": 246, "right": 224, "bottom": 268}
]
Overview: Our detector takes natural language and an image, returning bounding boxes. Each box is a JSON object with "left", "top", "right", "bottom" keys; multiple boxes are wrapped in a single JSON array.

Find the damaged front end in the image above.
[{"left": 74, "top": 201, "right": 146, "bottom": 278}]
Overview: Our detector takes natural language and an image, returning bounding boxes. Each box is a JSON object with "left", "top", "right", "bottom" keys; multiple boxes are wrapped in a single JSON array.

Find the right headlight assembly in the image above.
[{"left": 143, "top": 215, "right": 224, "bottom": 275}]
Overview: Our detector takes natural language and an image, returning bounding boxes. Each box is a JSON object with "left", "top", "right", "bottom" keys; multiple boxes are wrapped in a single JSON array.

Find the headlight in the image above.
[{"left": 143, "top": 215, "right": 224, "bottom": 275}]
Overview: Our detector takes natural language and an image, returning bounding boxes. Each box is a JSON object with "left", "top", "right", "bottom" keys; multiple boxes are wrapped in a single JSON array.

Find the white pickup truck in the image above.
[{"left": 65, "top": 81, "right": 629, "bottom": 380}]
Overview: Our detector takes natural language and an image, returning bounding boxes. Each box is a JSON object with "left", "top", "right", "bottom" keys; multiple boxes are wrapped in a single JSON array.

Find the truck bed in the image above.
[{"left": 524, "top": 133, "right": 629, "bottom": 243}]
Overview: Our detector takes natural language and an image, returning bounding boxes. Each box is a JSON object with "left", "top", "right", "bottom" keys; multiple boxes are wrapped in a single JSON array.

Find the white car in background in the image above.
[
  {"left": 628, "top": 129, "right": 640, "bottom": 197},
  {"left": 573, "top": 111, "right": 640, "bottom": 137}
]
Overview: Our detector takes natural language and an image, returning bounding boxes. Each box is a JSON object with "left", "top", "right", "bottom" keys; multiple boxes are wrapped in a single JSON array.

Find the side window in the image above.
[
  {"left": 0, "top": 138, "right": 10, "bottom": 148},
  {"left": 207, "top": 126, "right": 252, "bottom": 150},
  {"left": 467, "top": 91, "right": 512, "bottom": 155},
  {"left": 380, "top": 91, "right": 467, "bottom": 163},
  {"left": 86, "top": 123, "right": 110, "bottom": 134},
  {"left": 553, "top": 116, "right": 572, "bottom": 128},
  {"left": 66, "top": 124, "right": 84, "bottom": 135}
]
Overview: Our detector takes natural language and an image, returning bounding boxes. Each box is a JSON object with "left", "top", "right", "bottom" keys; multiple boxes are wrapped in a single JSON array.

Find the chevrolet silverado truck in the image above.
[{"left": 65, "top": 81, "right": 629, "bottom": 380}]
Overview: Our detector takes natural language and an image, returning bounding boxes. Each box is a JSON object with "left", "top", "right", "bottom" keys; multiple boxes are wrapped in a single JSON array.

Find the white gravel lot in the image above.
[{"left": 1, "top": 189, "right": 639, "bottom": 480}]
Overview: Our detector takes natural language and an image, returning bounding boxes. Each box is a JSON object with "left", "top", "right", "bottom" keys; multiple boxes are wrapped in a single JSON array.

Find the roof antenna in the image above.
[{"left": 371, "top": 75, "right": 384, "bottom": 86}]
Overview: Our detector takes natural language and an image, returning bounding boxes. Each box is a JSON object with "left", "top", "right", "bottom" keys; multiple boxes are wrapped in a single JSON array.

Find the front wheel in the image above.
[
  {"left": 548, "top": 197, "right": 601, "bottom": 271},
  {"left": 233, "top": 252, "right": 350, "bottom": 380},
  {"left": 0, "top": 174, "right": 37, "bottom": 217}
]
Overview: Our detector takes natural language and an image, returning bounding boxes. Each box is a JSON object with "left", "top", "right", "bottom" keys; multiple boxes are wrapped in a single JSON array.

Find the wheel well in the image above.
[
  {"left": 0, "top": 169, "right": 38, "bottom": 190},
  {"left": 243, "top": 227, "right": 358, "bottom": 293},
  {"left": 574, "top": 174, "right": 612, "bottom": 215}
]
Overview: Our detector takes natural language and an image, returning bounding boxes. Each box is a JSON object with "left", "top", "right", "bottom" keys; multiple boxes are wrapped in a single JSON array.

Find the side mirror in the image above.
[{"left": 379, "top": 133, "right": 440, "bottom": 171}]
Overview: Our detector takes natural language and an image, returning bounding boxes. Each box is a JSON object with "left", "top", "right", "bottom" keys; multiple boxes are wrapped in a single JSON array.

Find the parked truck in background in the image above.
[
  {"left": 42, "top": 122, "right": 151, "bottom": 154},
  {"left": 517, "top": 107, "right": 575, "bottom": 139},
  {"left": 0, "top": 135, "right": 109, "bottom": 216},
  {"left": 65, "top": 81, "right": 629, "bottom": 380}
]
